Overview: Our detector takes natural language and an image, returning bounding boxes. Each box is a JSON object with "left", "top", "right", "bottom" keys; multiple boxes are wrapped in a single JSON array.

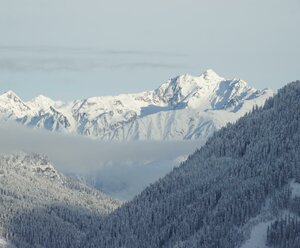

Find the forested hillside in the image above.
[
  {"left": 85, "top": 81, "right": 300, "bottom": 248},
  {"left": 0, "top": 153, "right": 120, "bottom": 248}
]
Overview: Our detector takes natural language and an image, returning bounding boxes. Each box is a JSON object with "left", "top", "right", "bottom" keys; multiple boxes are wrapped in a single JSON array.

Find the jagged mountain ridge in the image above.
[{"left": 0, "top": 70, "right": 273, "bottom": 141}]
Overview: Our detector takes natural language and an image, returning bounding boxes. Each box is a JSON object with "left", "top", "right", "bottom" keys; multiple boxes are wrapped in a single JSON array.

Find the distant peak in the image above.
[
  {"left": 0, "top": 90, "right": 23, "bottom": 102},
  {"left": 201, "top": 69, "right": 222, "bottom": 79},
  {"left": 31, "top": 94, "right": 53, "bottom": 102},
  {"left": 36, "top": 94, "right": 49, "bottom": 99},
  {"left": 1, "top": 90, "right": 18, "bottom": 98}
]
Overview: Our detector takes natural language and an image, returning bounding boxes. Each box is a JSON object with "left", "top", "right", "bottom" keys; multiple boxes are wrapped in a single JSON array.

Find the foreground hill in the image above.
[
  {"left": 0, "top": 153, "right": 120, "bottom": 248},
  {"left": 85, "top": 81, "right": 300, "bottom": 248},
  {"left": 0, "top": 70, "right": 272, "bottom": 141}
]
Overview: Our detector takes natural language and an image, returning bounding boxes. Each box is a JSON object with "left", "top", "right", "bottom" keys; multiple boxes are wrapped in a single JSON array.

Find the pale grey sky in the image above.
[{"left": 0, "top": 0, "right": 299, "bottom": 100}]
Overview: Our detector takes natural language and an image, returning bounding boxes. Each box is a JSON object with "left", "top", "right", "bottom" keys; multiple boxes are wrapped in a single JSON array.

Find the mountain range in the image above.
[
  {"left": 0, "top": 69, "right": 273, "bottom": 141},
  {"left": 1, "top": 80, "right": 299, "bottom": 248}
]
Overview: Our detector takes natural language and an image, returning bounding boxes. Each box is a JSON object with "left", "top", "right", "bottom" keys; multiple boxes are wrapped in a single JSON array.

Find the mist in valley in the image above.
[{"left": 0, "top": 122, "right": 201, "bottom": 200}]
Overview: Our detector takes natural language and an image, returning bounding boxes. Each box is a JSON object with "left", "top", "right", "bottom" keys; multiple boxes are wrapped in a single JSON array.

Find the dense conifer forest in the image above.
[{"left": 87, "top": 81, "right": 300, "bottom": 248}]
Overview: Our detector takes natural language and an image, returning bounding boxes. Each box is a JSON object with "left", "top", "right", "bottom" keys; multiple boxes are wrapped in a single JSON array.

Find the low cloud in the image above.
[
  {"left": 0, "top": 122, "right": 201, "bottom": 200},
  {"left": 111, "top": 62, "right": 183, "bottom": 70},
  {"left": 0, "top": 46, "right": 187, "bottom": 57},
  {"left": 0, "top": 46, "right": 186, "bottom": 72},
  {"left": 0, "top": 58, "right": 184, "bottom": 72}
]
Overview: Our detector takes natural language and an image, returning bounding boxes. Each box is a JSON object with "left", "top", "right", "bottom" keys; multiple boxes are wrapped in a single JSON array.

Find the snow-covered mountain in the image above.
[{"left": 0, "top": 70, "right": 273, "bottom": 141}]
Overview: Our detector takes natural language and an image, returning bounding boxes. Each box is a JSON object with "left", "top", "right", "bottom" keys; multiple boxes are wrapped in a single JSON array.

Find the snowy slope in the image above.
[{"left": 0, "top": 70, "right": 273, "bottom": 141}]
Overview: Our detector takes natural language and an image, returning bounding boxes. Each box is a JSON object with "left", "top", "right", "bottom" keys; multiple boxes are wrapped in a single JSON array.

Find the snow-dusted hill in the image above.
[
  {"left": 0, "top": 152, "right": 120, "bottom": 212},
  {"left": 0, "top": 153, "right": 120, "bottom": 247},
  {"left": 0, "top": 70, "right": 273, "bottom": 141}
]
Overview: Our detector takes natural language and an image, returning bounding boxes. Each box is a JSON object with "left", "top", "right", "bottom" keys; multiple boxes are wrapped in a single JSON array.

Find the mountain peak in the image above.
[
  {"left": 34, "top": 94, "right": 52, "bottom": 100},
  {"left": 201, "top": 69, "right": 223, "bottom": 80},
  {"left": 0, "top": 90, "right": 19, "bottom": 100},
  {"left": 30, "top": 95, "right": 54, "bottom": 104},
  {"left": 27, "top": 95, "right": 65, "bottom": 111},
  {"left": 0, "top": 90, "right": 25, "bottom": 106},
  {"left": 0, "top": 90, "right": 31, "bottom": 117},
  {"left": 2, "top": 152, "right": 63, "bottom": 182}
]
